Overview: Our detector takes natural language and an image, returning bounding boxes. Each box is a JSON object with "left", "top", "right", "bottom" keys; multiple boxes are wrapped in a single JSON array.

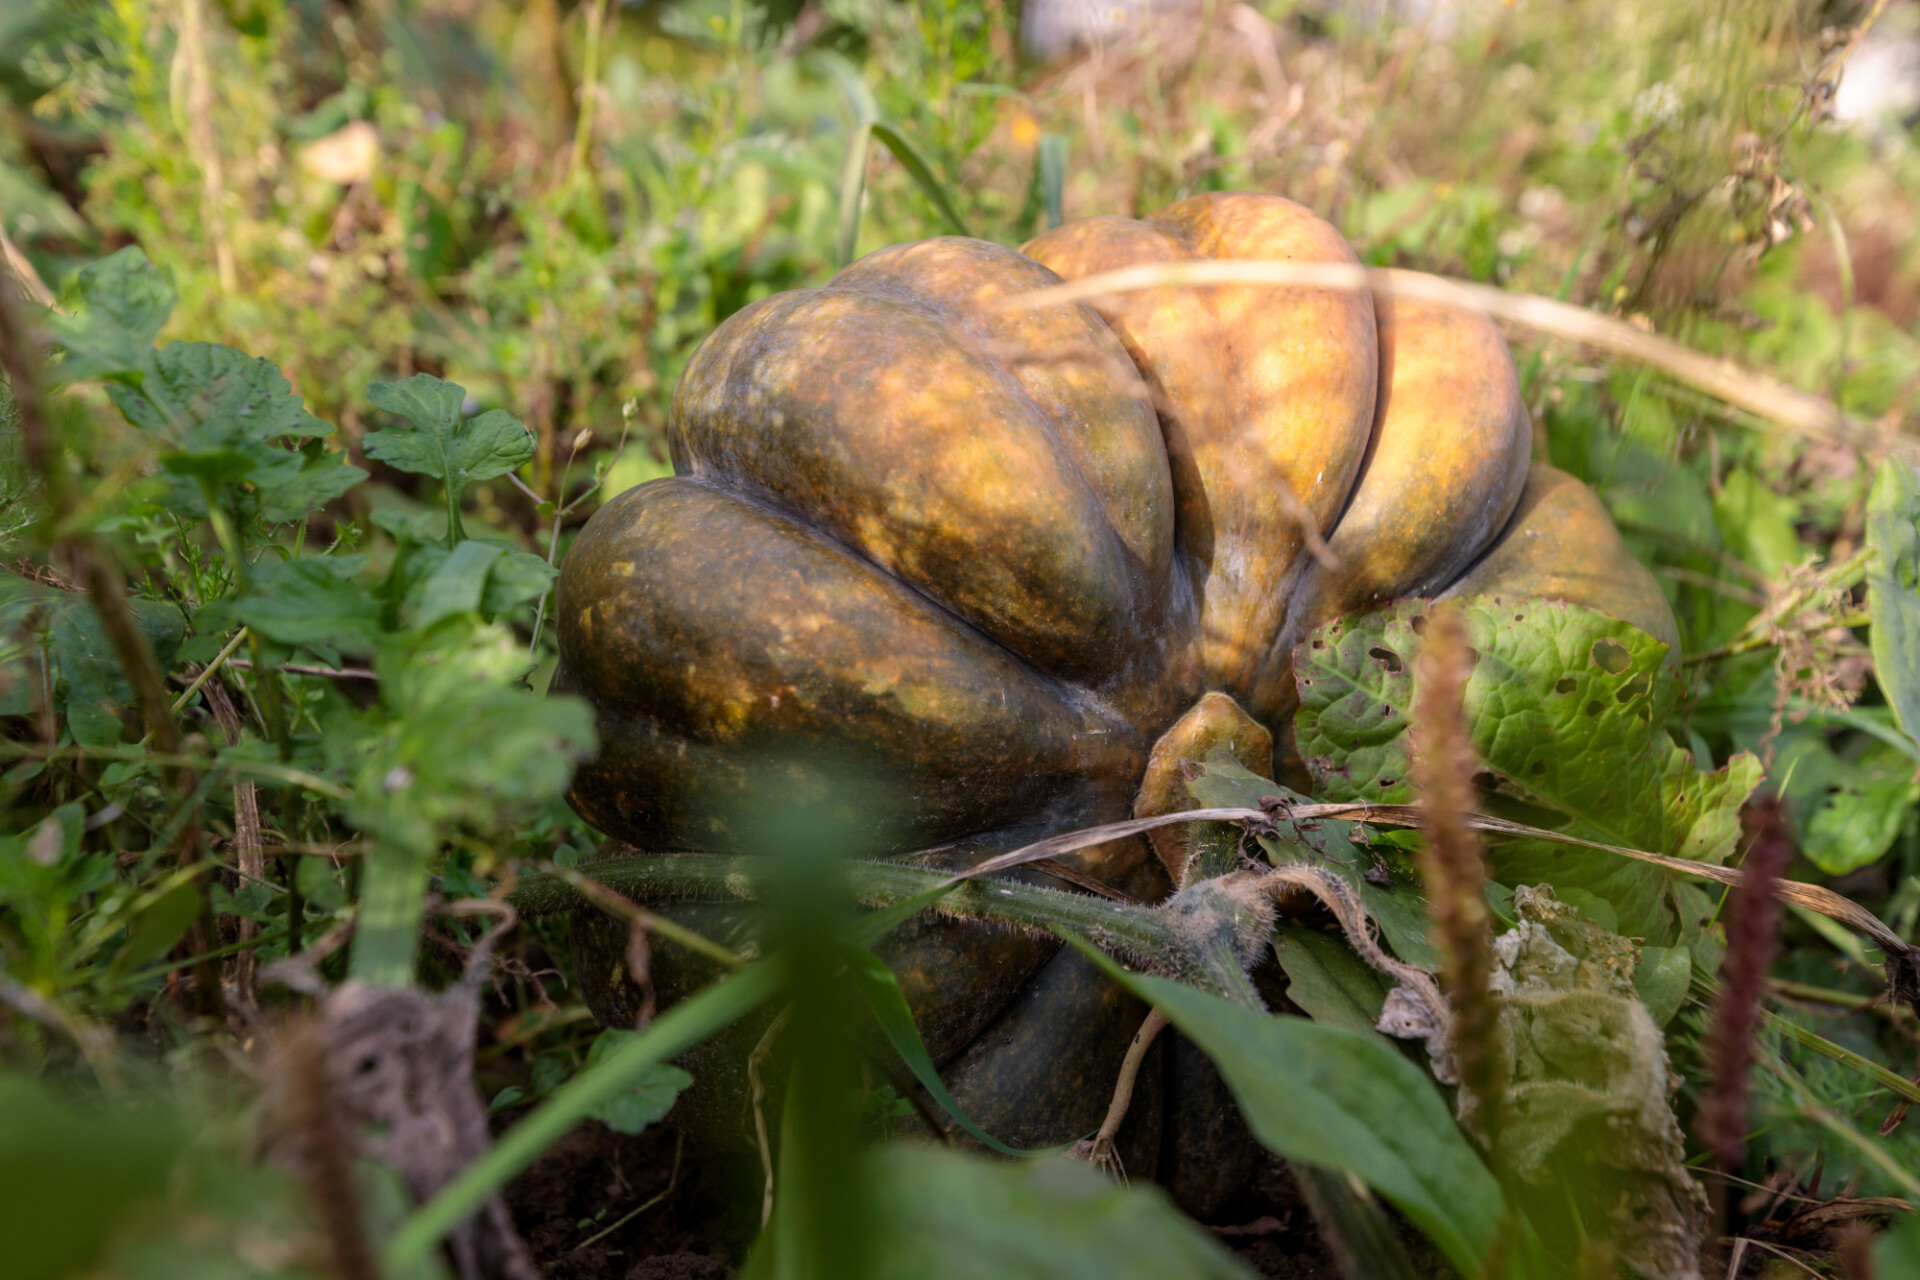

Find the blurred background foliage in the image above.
[{"left": 9, "top": 0, "right": 1920, "bottom": 1274}]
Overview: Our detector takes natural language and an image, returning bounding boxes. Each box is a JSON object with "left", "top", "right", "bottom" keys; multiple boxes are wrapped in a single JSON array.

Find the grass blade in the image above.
[
  {"left": 841, "top": 943, "right": 1036, "bottom": 1156},
  {"left": 870, "top": 123, "right": 970, "bottom": 239},
  {"left": 836, "top": 120, "right": 874, "bottom": 268}
]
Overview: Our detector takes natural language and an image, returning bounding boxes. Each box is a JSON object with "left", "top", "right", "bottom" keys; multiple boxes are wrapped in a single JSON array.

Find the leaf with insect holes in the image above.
[
  {"left": 44, "top": 248, "right": 176, "bottom": 383},
  {"left": 1868, "top": 457, "right": 1920, "bottom": 750},
  {"left": 1293, "top": 597, "right": 1762, "bottom": 942},
  {"left": 363, "top": 375, "right": 533, "bottom": 491}
]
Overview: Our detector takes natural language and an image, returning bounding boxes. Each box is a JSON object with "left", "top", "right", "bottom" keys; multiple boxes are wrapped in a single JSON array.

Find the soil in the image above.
[{"left": 502, "top": 1119, "right": 1343, "bottom": 1279}]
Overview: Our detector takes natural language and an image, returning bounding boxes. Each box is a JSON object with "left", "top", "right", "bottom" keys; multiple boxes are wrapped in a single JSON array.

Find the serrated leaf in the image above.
[
  {"left": 112, "top": 341, "right": 331, "bottom": 442},
  {"left": 105, "top": 342, "right": 355, "bottom": 523},
  {"left": 345, "top": 618, "right": 595, "bottom": 851},
  {"left": 235, "top": 557, "right": 383, "bottom": 655},
  {"left": 1070, "top": 938, "right": 1502, "bottom": 1276},
  {"left": 45, "top": 248, "right": 175, "bottom": 383},
  {"left": 1294, "top": 597, "right": 1762, "bottom": 942},
  {"left": 364, "top": 379, "right": 532, "bottom": 488},
  {"left": 855, "top": 1145, "right": 1258, "bottom": 1280},
  {"left": 252, "top": 440, "right": 366, "bottom": 524},
  {"left": 1867, "top": 457, "right": 1920, "bottom": 749}
]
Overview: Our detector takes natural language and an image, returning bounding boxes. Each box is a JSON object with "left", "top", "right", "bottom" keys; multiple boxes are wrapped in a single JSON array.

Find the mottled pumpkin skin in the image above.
[{"left": 555, "top": 193, "right": 1676, "bottom": 1201}]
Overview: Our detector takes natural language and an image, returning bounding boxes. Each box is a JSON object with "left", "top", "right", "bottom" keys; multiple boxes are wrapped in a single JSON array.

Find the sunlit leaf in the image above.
[{"left": 1295, "top": 596, "right": 1761, "bottom": 941}]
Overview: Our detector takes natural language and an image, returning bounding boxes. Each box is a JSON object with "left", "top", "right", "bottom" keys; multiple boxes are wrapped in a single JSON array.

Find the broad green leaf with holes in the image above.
[
  {"left": 1294, "top": 597, "right": 1761, "bottom": 942},
  {"left": 1868, "top": 457, "right": 1920, "bottom": 751}
]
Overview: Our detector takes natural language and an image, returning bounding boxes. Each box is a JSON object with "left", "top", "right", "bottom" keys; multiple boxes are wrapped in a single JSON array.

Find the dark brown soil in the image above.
[
  {"left": 502, "top": 1121, "right": 740, "bottom": 1280},
  {"left": 502, "top": 1121, "right": 1342, "bottom": 1279}
]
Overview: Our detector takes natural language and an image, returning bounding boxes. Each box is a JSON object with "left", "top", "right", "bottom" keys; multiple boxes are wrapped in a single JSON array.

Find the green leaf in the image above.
[
  {"left": 1712, "top": 466, "right": 1803, "bottom": 579},
  {"left": 1295, "top": 597, "right": 1762, "bottom": 941},
  {"left": 116, "top": 880, "right": 204, "bottom": 973},
  {"left": 252, "top": 438, "right": 365, "bottom": 523},
  {"left": 841, "top": 943, "right": 1031, "bottom": 1156},
  {"left": 111, "top": 341, "right": 331, "bottom": 441},
  {"left": 1271, "top": 923, "right": 1389, "bottom": 1034},
  {"left": 46, "top": 248, "right": 176, "bottom": 383},
  {"left": 1, "top": 578, "right": 184, "bottom": 742},
  {"left": 480, "top": 549, "right": 556, "bottom": 617},
  {"left": 870, "top": 123, "right": 971, "bottom": 239},
  {"left": 103, "top": 341, "right": 359, "bottom": 523},
  {"left": 0, "top": 1074, "right": 186, "bottom": 1280},
  {"left": 236, "top": 557, "right": 383, "bottom": 655},
  {"left": 345, "top": 618, "right": 596, "bottom": 853},
  {"left": 580, "top": 1032, "right": 693, "bottom": 1135},
  {"left": 1873, "top": 1204, "right": 1920, "bottom": 1274},
  {"left": 363, "top": 376, "right": 533, "bottom": 544},
  {"left": 1633, "top": 945, "right": 1691, "bottom": 1028},
  {"left": 1795, "top": 738, "right": 1920, "bottom": 875},
  {"left": 1067, "top": 937, "right": 1503, "bottom": 1276},
  {"left": 414, "top": 540, "right": 503, "bottom": 627},
  {"left": 1868, "top": 457, "right": 1920, "bottom": 749},
  {"left": 1186, "top": 752, "right": 1438, "bottom": 970},
  {"left": 857, "top": 1144, "right": 1258, "bottom": 1280}
]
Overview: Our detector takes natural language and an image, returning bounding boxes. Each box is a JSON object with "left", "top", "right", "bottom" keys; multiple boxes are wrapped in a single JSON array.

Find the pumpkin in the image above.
[{"left": 552, "top": 193, "right": 1675, "bottom": 1200}]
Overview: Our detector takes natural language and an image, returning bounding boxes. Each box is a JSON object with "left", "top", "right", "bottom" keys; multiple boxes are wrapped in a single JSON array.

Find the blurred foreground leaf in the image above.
[
  {"left": 853, "top": 1144, "right": 1256, "bottom": 1280},
  {"left": 0, "top": 1074, "right": 183, "bottom": 1280}
]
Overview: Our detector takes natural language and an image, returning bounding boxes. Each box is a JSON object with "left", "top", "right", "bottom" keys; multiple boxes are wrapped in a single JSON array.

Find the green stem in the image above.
[
  {"left": 348, "top": 841, "right": 430, "bottom": 988},
  {"left": 508, "top": 853, "right": 1177, "bottom": 966},
  {"left": 444, "top": 478, "right": 465, "bottom": 549}
]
